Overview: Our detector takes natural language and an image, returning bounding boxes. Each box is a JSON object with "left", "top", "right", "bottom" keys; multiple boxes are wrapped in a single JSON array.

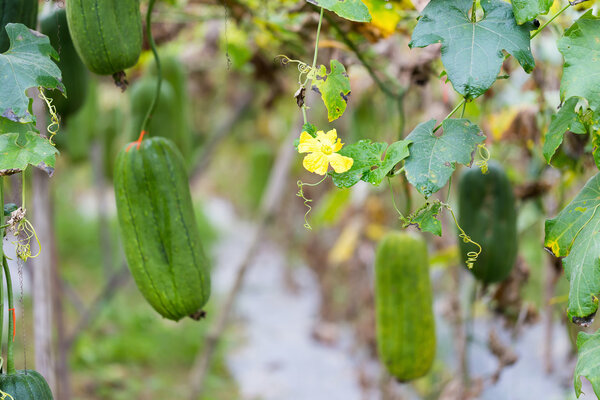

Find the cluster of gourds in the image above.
[
  {"left": 375, "top": 163, "right": 517, "bottom": 381},
  {"left": 0, "top": 0, "right": 212, "bottom": 395},
  {"left": 3, "top": 0, "right": 521, "bottom": 389}
]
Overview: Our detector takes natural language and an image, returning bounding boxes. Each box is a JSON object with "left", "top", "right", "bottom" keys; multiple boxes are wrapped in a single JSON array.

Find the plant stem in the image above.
[
  {"left": 311, "top": 7, "right": 324, "bottom": 72},
  {"left": 434, "top": 98, "right": 467, "bottom": 132},
  {"left": 140, "top": 0, "right": 161, "bottom": 135},
  {"left": 471, "top": 0, "right": 477, "bottom": 22},
  {"left": 531, "top": 3, "right": 570, "bottom": 39},
  {"left": 3, "top": 257, "right": 14, "bottom": 374},
  {"left": 301, "top": 7, "right": 325, "bottom": 124},
  {"left": 0, "top": 179, "right": 4, "bottom": 373}
]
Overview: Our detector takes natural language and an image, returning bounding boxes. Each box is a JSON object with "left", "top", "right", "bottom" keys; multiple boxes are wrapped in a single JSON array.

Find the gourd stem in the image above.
[
  {"left": 3, "top": 257, "right": 14, "bottom": 375},
  {"left": 140, "top": 0, "right": 161, "bottom": 136},
  {"left": 0, "top": 179, "right": 4, "bottom": 373},
  {"left": 530, "top": 3, "right": 570, "bottom": 40}
]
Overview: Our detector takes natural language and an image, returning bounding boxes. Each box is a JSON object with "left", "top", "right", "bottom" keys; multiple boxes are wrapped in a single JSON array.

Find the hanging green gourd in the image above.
[
  {"left": 113, "top": 0, "right": 211, "bottom": 321},
  {"left": 458, "top": 162, "right": 518, "bottom": 284},
  {"left": 374, "top": 231, "right": 436, "bottom": 381},
  {"left": 0, "top": 0, "right": 38, "bottom": 52},
  {"left": 65, "top": 0, "right": 142, "bottom": 86}
]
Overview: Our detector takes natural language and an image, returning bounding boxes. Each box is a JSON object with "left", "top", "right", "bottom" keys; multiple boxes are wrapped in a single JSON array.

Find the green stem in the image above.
[
  {"left": 0, "top": 179, "right": 4, "bottom": 373},
  {"left": 471, "top": 0, "right": 477, "bottom": 22},
  {"left": 530, "top": 3, "right": 570, "bottom": 39},
  {"left": 433, "top": 98, "right": 467, "bottom": 132},
  {"left": 301, "top": 7, "right": 325, "bottom": 124},
  {"left": 3, "top": 257, "right": 14, "bottom": 375},
  {"left": 311, "top": 8, "right": 324, "bottom": 72},
  {"left": 140, "top": 0, "right": 161, "bottom": 135}
]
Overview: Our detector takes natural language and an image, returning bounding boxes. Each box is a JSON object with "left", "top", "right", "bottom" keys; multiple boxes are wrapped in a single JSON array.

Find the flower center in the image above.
[{"left": 321, "top": 145, "right": 333, "bottom": 155}]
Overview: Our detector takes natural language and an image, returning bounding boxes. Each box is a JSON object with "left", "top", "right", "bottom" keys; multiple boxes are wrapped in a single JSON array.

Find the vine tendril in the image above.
[
  {"left": 38, "top": 88, "right": 60, "bottom": 145},
  {"left": 296, "top": 175, "right": 327, "bottom": 230},
  {"left": 446, "top": 205, "right": 482, "bottom": 269},
  {"left": 475, "top": 144, "right": 491, "bottom": 174},
  {"left": 0, "top": 390, "right": 14, "bottom": 400}
]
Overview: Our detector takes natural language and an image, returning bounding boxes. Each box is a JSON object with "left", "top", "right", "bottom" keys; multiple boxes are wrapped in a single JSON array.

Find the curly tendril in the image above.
[
  {"left": 475, "top": 144, "right": 491, "bottom": 174},
  {"left": 38, "top": 88, "right": 60, "bottom": 145},
  {"left": 446, "top": 205, "right": 482, "bottom": 269},
  {"left": 296, "top": 176, "right": 327, "bottom": 230},
  {"left": 7, "top": 209, "right": 41, "bottom": 262},
  {"left": 275, "top": 55, "right": 314, "bottom": 85}
]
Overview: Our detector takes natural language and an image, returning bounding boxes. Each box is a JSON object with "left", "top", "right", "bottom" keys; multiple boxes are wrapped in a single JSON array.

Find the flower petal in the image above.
[
  {"left": 298, "top": 131, "right": 320, "bottom": 154},
  {"left": 321, "top": 129, "right": 338, "bottom": 147},
  {"left": 333, "top": 138, "right": 344, "bottom": 152},
  {"left": 303, "top": 152, "right": 329, "bottom": 175},
  {"left": 328, "top": 153, "right": 354, "bottom": 173}
]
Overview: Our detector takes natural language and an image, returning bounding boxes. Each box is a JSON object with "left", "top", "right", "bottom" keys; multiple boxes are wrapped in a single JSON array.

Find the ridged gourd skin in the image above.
[
  {"left": 40, "top": 8, "right": 89, "bottom": 119},
  {"left": 114, "top": 137, "right": 211, "bottom": 321},
  {"left": 458, "top": 162, "right": 517, "bottom": 284},
  {"left": 375, "top": 231, "right": 436, "bottom": 381},
  {"left": 0, "top": 370, "right": 54, "bottom": 399},
  {"left": 65, "top": 0, "right": 142, "bottom": 75},
  {"left": 0, "top": 0, "right": 38, "bottom": 52}
]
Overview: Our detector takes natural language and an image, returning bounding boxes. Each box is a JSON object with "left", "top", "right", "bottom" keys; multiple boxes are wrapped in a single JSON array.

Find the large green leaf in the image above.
[
  {"left": 511, "top": 0, "right": 553, "bottom": 25},
  {"left": 545, "top": 173, "right": 600, "bottom": 323},
  {"left": 307, "top": 0, "right": 371, "bottom": 22},
  {"left": 0, "top": 23, "right": 64, "bottom": 123},
  {"left": 575, "top": 331, "right": 600, "bottom": 398},
  {"left": 331, "top": 139, "right": 411, "bottom": 188},
  {"left": 558, "top": 11, "right": 600, "bottom": 111},
  {"left": 543, "top": 96, "right": 587, "bottom": 163},
  {"left": 404, "top": 119, "right": 485, "bottom": 197},
  {"left": 0, "top": 131, "right": 59, "bottom": 176},
  {"left": 409, "top": 0, "right": 535, "bottom": 99},
  {"left": 311, "top": 60, "right": 351, "bottom": 122}
]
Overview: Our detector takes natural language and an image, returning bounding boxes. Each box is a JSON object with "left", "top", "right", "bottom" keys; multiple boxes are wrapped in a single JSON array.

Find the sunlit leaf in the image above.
[
  {"left": 311, "top": 60, "right": 351, "bottom": 122},
  {"left": 545, "top": 173, "right": 600, "bottom": 323}
]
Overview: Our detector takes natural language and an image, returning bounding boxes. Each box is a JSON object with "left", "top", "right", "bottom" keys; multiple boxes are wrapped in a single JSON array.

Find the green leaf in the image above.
[
  {"left": 575, "top": 331, "right": 600, "bottom": 398},
  {"left": 0, "top": 116, "right": 37, "bottom": 135},
  {"left": 543, "top": 97, "right": 586, "bottom": 163},
  {"left": 558, "top": 11, "right": 600, "bottom": 111},
  {"left": 511, "top": 0, "right": 553, "bottom": 25},
  {"left": 409, "top": 0, "right": 535, "bottom": 99},
  {"left": 404, "top": 119, "right": 485, "bottom": 197},
  {"left": 3, "top": 203, "right": 17, "bottom": 216},
  {"left": 0, "top": 23, "right": 64, "bottom": 123},
  {"left": 545, "top": 173, "right": 600, "bottom": 323},
  {"left": 307, "top": 0, "right": 372, "bottom": 22},
  {"left": 311, "top": 60, "right": 351, "bottom": 122},
  {"left": 405, "top": 202, "right": 443, "bottom": 236},
  {"left": 0, "top": 131, "right": 59, "bottom": 176},
  {"left": 331, "top": 139, "right": 411, "bottom": 188}
]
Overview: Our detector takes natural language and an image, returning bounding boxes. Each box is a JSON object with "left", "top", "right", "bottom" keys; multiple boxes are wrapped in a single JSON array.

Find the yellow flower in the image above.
[{"left": 298, "top": 129, "right": 354, "bottom": 175}]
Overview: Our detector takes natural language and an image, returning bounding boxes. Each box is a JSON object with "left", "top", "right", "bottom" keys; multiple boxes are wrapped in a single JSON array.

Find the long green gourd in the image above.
[
  {"left": 0, "top": 0, "right": 38, "bottom": 52},
  {"left": 374, "top": 231, "right": 436, "bottom": 381},
  {"left": 114, "top": 137, "right": 211, "bottom": 321},
  {"left": 458, "top": 162, "right": 517, "bottom": 284},
  {"left": 65, "top": 0, "right": 142, "bottom": 76},
  {"left": 40, "top": 7, "right": 89, "bottom": 119}
]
